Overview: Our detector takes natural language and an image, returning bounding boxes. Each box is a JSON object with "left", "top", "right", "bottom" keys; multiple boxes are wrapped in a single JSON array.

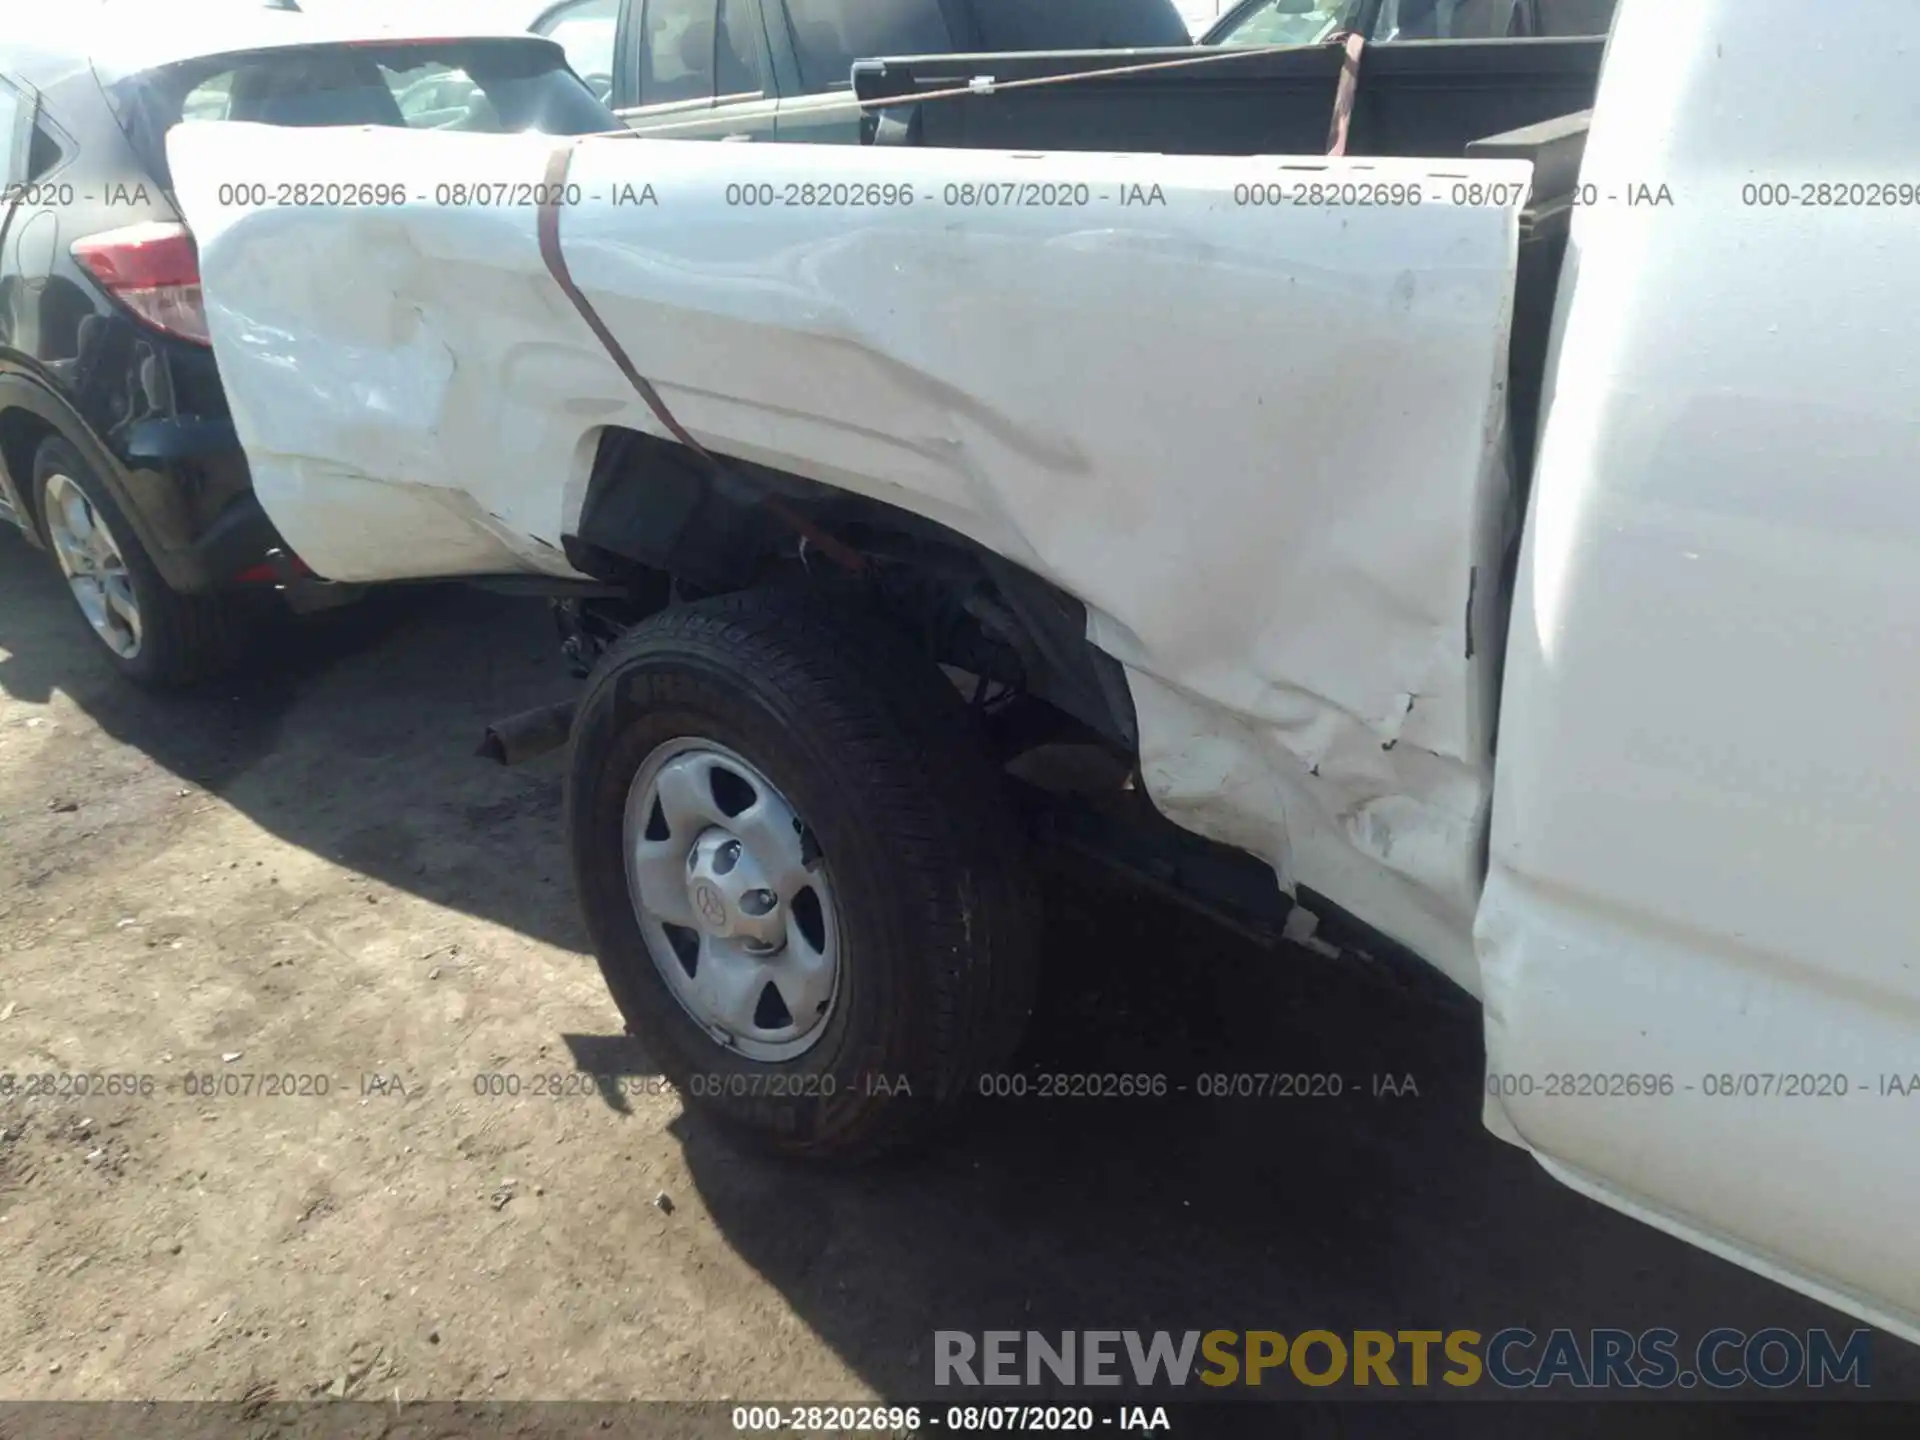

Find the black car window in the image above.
[
  {"left": 1209, "top": 1, "right": 1357, "bottom": 47},
  {"left": 642, "top": 0, "right": 717, "bottom": 104},
  {"left": 1371, "top": 0, "right": 1536, "bottom": 39},
  {"left": 212, "top": 53, "right": 406, "bottom": 129},
  {"left": 964, "top": 0, "right": 1191, "bottom": 50},
  {"left": 533, "top": 0, "right": 619, "bottom": 97},
  {"left": 1209, "top": 0, "right": 1610, "bottom": 43},
  {"left": 0, "top": 76, "right": 30, "bottom": 190},
  {"left": 381, "top": 62, "right": 505, "bottom": 132},
  {"left": 717, "top": 0, "right": 767, "bottom": 96},
  {"left": 782, "top": 0, "right": 952, "bottom": 93},
  {"left": 181, "top": 73, "right": 236, "bottom": 121},
  {"left": 111, "top": 40, "right": 618, "bottom": 188},
  {"left": 1533, "top": 0, "right": 1615, "bottom": 34},
  {"left": 26, "top": 124, "right": 61, "bottom": 181}
]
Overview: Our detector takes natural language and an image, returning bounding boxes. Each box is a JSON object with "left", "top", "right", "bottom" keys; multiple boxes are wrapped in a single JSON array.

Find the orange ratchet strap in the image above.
[
  {"left": 535, "top": 139, "right": 867, "bottom": 574},
  {"left": 1324, "top": 31, "right": 1366, "bottom": 157}
]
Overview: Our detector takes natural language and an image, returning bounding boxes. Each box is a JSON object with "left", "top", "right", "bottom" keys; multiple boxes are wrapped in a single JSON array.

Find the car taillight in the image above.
[
  {"left": 231, "top": 552, "right": 314, "bottom": 585},
  {"left": 70, "top": 222, "right": 210, "bottom": 346}
]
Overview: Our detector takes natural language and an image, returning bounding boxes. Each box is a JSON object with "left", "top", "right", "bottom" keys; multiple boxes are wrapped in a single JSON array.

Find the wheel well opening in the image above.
[
  {"left": 0, "top": 408, "right": 56, "bottom": 531},
  {"left": 564, "top": 424, "right": 1140, "bottom": 756}
]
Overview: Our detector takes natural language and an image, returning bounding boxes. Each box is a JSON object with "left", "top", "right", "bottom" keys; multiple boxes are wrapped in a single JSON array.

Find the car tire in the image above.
[
  {"left": 567, "top": 588, "right": 1041, "bottom": 1161},
  {"left": 33, "top": 436, "right": 252, "bottom": 689}
]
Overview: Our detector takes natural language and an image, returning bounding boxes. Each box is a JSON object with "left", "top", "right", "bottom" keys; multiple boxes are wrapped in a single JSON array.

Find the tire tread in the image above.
[{"left": 570, "top": 588, "right": 1040, "bottom": 1159}]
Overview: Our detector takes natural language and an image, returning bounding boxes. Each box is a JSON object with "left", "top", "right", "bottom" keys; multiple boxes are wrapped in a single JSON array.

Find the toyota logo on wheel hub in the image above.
[{"left": 692, "top": 880, "right": 728, "bottom": 930}]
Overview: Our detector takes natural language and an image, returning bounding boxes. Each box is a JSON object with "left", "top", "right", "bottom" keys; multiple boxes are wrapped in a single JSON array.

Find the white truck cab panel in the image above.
[{"left": 1482, "top": 0, "right": 1920, "bottom": 1342}]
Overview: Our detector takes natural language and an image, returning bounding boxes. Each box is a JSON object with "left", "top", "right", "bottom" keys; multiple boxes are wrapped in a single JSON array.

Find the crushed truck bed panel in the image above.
[{"left": 170, "top": 125, "right": 1528, "bottom": 983}]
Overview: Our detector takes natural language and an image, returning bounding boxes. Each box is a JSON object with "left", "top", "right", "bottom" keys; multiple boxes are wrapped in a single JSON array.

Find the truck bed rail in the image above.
[{"left": 855, "top": 36, "right": 1603, "bottom": 160}]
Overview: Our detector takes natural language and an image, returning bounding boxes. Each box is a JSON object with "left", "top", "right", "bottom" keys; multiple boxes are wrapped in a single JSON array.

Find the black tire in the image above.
[
  {"left": 33, "top": 437, "right": 253, "bottom": 688},
  {"left": 567, "top": 589, "right": 1041, "bottom": 1160}
]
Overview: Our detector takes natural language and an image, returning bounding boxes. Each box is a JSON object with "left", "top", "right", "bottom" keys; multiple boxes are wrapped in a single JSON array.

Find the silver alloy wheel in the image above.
[
  {"left": 623, "top": 739, "right": 842, "bottom": 1062},
  {"left": 42, "top": 472, "right": 142, "bottom": 659}
]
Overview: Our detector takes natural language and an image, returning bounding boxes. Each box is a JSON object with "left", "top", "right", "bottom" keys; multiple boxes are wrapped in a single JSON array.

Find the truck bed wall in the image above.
[
  {"left": 859, "top": 38, "right": 1597, "bottom": 649},
  {"left": 855, "top": 37, "right": 1604, "bottom": 159},
  {"left": 170, "top": 124, "right": 1529, "bottom": 991}
]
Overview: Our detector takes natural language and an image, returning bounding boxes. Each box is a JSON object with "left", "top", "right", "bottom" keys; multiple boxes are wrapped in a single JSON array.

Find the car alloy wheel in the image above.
[{"left": 42, "top": 470, "right": 142, "bottom": 659}]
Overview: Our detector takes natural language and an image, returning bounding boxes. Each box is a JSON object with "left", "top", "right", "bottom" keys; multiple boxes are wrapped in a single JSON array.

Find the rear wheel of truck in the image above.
[
  {"left": 33, "top": 437, "right": 253, "bottom": 689},
  {"left": 566, "top": 589, "right": 1040, "bottom": 1160}
]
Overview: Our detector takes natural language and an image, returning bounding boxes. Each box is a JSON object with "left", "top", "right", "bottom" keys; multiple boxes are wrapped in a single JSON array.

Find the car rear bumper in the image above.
[
  {"left": 123, "top": 414, "right": 248, "bottom": 464},
  {"left": 120, "top": 418, "right": 307, "bottom": 594},
  {"left": 0, "top": 368, "right": 307, "bottom": 592},
  {"left": 189, "top": 488, "right": 294, "bottom": 586}
]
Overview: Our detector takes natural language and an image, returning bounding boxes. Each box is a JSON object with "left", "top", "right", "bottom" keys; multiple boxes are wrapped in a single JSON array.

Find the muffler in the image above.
[{"left": 476, "top": 701, "right": 577, "bottom": 767}]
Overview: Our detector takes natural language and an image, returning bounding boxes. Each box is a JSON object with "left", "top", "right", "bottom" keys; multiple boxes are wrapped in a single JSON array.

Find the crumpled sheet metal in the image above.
[{"left": 171, "top": 124, "right": 1526, "bottom": 987}]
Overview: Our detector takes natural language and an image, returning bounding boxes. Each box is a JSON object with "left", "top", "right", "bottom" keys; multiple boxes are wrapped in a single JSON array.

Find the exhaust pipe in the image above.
[{"left": 477, "top": 701, "right": 577, "bottom": 767}]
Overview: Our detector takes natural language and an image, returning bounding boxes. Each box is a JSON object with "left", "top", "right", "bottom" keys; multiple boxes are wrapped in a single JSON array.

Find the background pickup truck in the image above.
[
  {"left": 1200, "top": 0, "right": 1617, "bottom": 45},
  {"left": 169, "top": 0, "right": 1920, "bottom": 1349},
  {"left": 529, "top": 0, "right": 1191, "bottom": 141}
]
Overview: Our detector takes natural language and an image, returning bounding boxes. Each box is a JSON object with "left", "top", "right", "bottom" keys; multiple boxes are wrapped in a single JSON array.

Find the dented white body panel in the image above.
[
  {"left": 169, "top": 0, "right": 1920, "bottom": 1345},
  {"left": 171, "top": 128, "right": 1527, "bottom": 992}
]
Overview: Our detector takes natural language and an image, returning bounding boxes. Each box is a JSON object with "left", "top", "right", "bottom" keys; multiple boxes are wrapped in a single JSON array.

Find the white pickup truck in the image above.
[{"left": 165, "top": 0, "right": 1918, "bottom": 1343}]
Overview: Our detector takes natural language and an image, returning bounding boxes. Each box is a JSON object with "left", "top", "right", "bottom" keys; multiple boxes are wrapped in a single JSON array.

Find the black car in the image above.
[
  {"left": 531, "top": 0, "right": 1193, "bottom": 142},
  {"left": 0, "top": 13, "right": 619, "bottom": 687}
]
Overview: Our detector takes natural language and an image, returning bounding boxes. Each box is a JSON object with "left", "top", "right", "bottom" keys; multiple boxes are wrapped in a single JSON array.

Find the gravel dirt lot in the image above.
[{"left": 1, "top": 520, "right": 1914, "bottom": 1411}]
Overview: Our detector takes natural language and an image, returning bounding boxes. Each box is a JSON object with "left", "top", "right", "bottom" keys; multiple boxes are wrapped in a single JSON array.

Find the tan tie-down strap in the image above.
[
  {"left": 1325, "top": 31, "right": 1367, "bottom": 157},
  {"left": 535, "top": 140, "right": 868, "bottom": 574}
]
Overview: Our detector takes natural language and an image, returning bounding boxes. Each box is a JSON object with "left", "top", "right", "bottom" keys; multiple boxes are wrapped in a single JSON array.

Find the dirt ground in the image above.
[{"left": 1, "top": 522, "right": 1915, "bottom": 1410}]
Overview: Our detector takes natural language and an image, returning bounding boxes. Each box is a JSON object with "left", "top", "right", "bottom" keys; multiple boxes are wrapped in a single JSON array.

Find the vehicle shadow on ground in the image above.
[
  {"left": 0, "top": 524, "right": 590, "bottom": 951},
  {"left": 687, "top": 892, "right": 1920, "bottom": 1408},
  {"left": 598, "top": 862, "right": 1920, "bottom": 1412},
  {"left": 4, "top": 526, "right": 1913, "bottom": 1418}
]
